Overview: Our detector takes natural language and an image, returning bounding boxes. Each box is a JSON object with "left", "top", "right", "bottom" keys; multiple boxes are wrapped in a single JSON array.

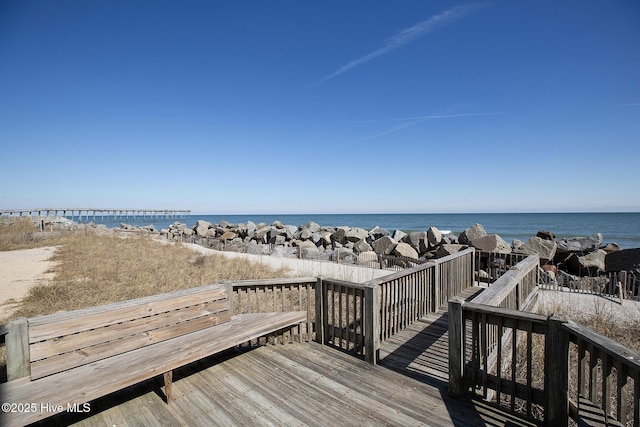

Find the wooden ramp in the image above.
[
  {"left": 43, "top": 342, "right": 539, "bottom": 427},
  {"left": 378, "top": 286, "right": 483, "bottom": 388}
]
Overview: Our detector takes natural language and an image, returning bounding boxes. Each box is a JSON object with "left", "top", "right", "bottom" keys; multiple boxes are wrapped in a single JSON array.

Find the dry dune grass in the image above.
[
  {"left": 0, "top": 218, "right": 74, "bottom": 251},
  {"left": 9, "top": 232, "right": 290, "bottom": 320}
]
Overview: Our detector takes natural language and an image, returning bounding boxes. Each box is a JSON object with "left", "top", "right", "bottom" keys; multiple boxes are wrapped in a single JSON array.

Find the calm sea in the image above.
[{"left": 70, "top": 212, "right": 640, "bottom": 250}]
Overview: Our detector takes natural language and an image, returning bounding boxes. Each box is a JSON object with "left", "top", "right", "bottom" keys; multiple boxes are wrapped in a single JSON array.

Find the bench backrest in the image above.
[{"left": 25, "top": 283, "right": 231, "bottom": 380}]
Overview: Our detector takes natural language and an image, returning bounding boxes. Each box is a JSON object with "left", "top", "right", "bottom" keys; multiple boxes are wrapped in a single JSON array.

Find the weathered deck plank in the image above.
[{"left": 57, "top": 341, "right": 540, "bottom": 427}]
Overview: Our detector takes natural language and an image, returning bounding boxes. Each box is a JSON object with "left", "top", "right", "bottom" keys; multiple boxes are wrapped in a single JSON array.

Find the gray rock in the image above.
[
  {"left": 302, "top": 222, "right": 321, "bottom": 233},
  {"left": 536, "top": 231, "right": 556, "bottom": 241},
  {"left": 406, "top": 231, "right": 428, "bottom": 253},
  {"left": 183, "top": 228, "right": 194, "bottom": 236},
  {"left": 219, "top": 231, "right": 237, "bottom": 240},
  {"left": 435, "top": 244, "right": 467, "bottom": 258},
  {"left": 442, "top": 234, "right": 458, "bottom": 244},
  {"left": 254, "top": 226, "right": 271, "bottom": 241},
  {"left": 470, "top": 234, "right": 511, "bottom": 254},
  {"left": 370, "top": 226, "right": 390, "bottom": 239},
  {"left": 557, "top": 233, "right": 603, "bottom": 253},
  {"left": 331, "top": 228, "right": 347, "bottom": 245},
  {"left": 372, "top": 236, "right": 398, "bottom": 255},
  {"left": 285, "top": 224, "right": 298, "bottom": 239},
  {"left": 512, "top": 239, "right": 524, "bottom": 251},
  {"left": 346, "top": 227, "right": 369, "bottom": 242},
  {"left": 392, "top": 229, "right": 407, "bottom": 242},
  {"left": 567, "top": 250, "right": 606, "bottom": 275},
  {"left": 246, "top": 241, "right": 271, "bottom": 255},
  {"left": 602, "top": 242, "right": 621, "bottom": 253},
  {"left": 427, "top": 226, "right": 442, "bottom": 247},
  {"left": 393, "top": 242, "right": 419, "bottom": 259},
  {"left": 194, "top": 220, "right": 212, "bottom": 236},
  {"left": 605, "top": 248, "right": 640, "bottom": 272},
  {"left": 334, "top": 247, "right": 355, "bottom": 263},
  {"left": 459, "top": 224, "right": 487, "bottom": 245},
  {"left": 353, "top": 239, "right": 373, "bottom": 253},
  {"left": 517, "top": 236, "right": 558, "bottom": 262},
  {"left": 300, "top": 243, "right": 320, "bottom": 259},
  {"left": 299, "top": 229, "right": 313, "bottom": 240}
]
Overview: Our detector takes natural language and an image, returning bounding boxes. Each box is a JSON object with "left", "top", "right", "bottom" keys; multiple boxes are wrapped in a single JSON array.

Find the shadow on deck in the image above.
[{"left": 34, "top": 287, "right": 544, "bottom": 427}]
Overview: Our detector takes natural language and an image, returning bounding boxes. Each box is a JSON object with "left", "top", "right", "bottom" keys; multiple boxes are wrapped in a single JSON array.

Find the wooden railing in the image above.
[
  {"left": 226, "top": 277, "right": 317, "bottom": 344},
  {"left": 475, "top": 251, "right": 529, "bottom": 284},
  {"left": 472, "top": 255, "right": 540, "bottom": 311},
  {"left": 316, "top": 278, "right": 376, "bottom": 362},
  {"left": 449, "top": 253, "right": 640, "bottom": 426},
  {"left": 316, "top": 248, "right": 477, "bottom": 364}
]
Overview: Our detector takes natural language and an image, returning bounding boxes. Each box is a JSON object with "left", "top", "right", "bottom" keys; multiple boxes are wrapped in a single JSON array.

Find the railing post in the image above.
[
  {"left": 222, "top": 280, "right": 234, "bottom": 315},
  {"left": 448, "top": 297, "right": 465, "bottom": 397},
  {"left": 544, "top": 314, "right": 569, "bottom": 426},
  {"left": 6, "top": 318, "right": 30, "bottom": 381},
  {"left": 315, "top": 276, "right": 325, "bottom": 345},
  {"left": 433, "top": 261, "right": 440, "bottom": 312},
  {"left": 364, "top": 284, "right": 379, "bottom": 364}
]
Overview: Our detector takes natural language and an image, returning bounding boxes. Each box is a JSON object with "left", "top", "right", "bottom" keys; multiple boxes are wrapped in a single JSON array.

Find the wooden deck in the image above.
[
  {"left": 27, "top": 286, "right": 540, "bottom": 427},
  {"left": 42, "top": 342, "right": 538, "bottom": 427}
]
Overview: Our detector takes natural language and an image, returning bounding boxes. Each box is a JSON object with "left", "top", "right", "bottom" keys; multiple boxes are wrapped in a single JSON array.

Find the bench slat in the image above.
[
  {"left": 30, "top": 309, "right": 232, "bottom": 379},
  {"left": 1, "top": 311, "right": 307, "bottom": 427},
  {"left": 30, "top": 299, "right": 229, "bottom": 363},
  {"left": 29, "top": 286, "right": 228, "bottom": 342}
]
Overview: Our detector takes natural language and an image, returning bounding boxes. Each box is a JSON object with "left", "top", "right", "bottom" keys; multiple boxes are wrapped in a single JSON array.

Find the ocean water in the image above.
[{"left": 68, "top": 212, "right": 640, "bottom": 250}]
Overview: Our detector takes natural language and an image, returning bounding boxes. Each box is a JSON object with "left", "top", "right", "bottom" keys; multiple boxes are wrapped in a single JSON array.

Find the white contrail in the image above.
[
  {"left": 348, "top": 111, "right": 506, "bottom": 145},
  {"left": 313, "top": 4, "right": 484, "bottom": 86}
]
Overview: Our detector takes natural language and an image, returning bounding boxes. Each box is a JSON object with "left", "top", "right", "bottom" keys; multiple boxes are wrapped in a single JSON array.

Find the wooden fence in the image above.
[
  {"left": 450, "top": 254, "right": 640, "bottom": 426},
  {"left": 315, "top": 248, "right": 476, "bottom": 364}
]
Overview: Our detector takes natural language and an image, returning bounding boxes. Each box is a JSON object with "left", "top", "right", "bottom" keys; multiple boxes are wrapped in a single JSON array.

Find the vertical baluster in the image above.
[
  {"left": 496, "top": 316, "right": 503, "bottom": 405},
  {"left": 526, "top": 321, "right": 533, "bottom": 417},
  {"left": 511, "top": 320, "right": 517, "bottom": 411}
]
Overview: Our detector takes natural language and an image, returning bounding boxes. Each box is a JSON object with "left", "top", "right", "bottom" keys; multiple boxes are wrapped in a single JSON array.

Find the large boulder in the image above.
[
  {"left": 566, "top": 250, "right": 606, "bottom": 275},
  {"left": 470, "top": 234, "right": 511, "bottom": 254},
  {"left": 369, "top": 226, "right": 390, "bottom": 240},
  {"left": 556, "top": 233, "right": 603, "bottom": 253},
  {"left": 406, "top": 231, "right": 428, "bottom": 253},
  {"left": 219, "top": 231, "right": 237, "bottom": 240},
  {"left": 517, "top": 236, "right": 558, "bottom": 262},
  {"left": 372, "top": 236, "right": 398, "bottom": 255},
  {"left": 330, "top": 228, "right": 347, "bottom": 245},
  {"left": 427, "top": 226, "right": 442, "bottom": 247},
  {"left": 459, "top": 224, "right": 487, "bottom": 245},
  {"left": 536, "top": 231, "right": 556, "bottom": 241},
  {"left": 393, "top": 242, "right": 419, "bottom": 259},
  {"left": 606, "top": 248, "right": 640, "bottom": 272},
  {"left": 392, "top": 230, "right": 407, "bottom": 242},
  {"left": 435, "top": 244, "right": 467, "bottom": 258},
  {"left": 194, "top": 220, "right": 211, "bottom": 236},
  {"left": 302, "top": 222, "right": 321, "bottom": 233},
  {"left": 353, "top": 239, "right": 373, "bottom": 253},
  {"left": 346, "top": 227, "right": 369, "bottom": 243}
]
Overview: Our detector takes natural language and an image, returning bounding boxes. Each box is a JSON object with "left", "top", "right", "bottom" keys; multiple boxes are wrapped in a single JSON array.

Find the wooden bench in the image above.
[{"left": 0, "top": 283, "right": 306, "bottom": 427}]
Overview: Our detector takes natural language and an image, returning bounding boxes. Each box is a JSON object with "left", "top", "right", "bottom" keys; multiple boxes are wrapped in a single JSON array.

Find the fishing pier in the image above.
[{"left": 0, "top": 208, "right": 191, "bottom": 222}]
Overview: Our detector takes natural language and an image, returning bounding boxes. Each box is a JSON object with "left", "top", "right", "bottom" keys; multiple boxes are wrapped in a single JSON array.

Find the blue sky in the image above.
[{"left": 1, "top": 1, "right": 639, "bottom": 214}]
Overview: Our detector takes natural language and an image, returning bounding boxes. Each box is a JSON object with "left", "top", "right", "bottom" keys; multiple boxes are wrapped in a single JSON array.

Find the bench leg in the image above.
[{"left": 163, "top": 371, "right": 173, "bottom": 403}]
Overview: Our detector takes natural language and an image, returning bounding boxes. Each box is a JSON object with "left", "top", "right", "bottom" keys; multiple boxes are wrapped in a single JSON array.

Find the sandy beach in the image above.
[{"left": 0, "top": 246, "right": 57, "bottom": 319}]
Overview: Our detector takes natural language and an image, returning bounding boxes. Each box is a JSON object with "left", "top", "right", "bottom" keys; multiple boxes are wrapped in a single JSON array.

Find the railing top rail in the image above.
[
  {"left": 229, "top": 277, "right": 317, "bottom": 288},
  {"left": 434, "top": 247, "right": 475, "bottom": 265},
  {"left": 564, "top": 319, "right": 640, "bottom": 371},
  {"left": 365, "top": 260, "right": 436, "bottom": 287},
  {"left": 460, "top": 300, "right": 549, "bottom": 326},
  {"left": 472, "top": 254, "right": 539, "bottom": 306},
  {"left": 322, "top": 277, "right": 373, "bottom": 290}
]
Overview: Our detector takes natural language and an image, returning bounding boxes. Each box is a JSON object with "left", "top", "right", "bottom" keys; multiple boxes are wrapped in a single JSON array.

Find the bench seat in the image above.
[{"left": 0, "top": 311, "right": 306, "bottom": 427}]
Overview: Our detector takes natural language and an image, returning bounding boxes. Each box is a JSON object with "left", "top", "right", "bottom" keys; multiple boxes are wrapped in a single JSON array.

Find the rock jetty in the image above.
[{"left": 111, "top": 220, "right": 634, "bottom": 281}]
